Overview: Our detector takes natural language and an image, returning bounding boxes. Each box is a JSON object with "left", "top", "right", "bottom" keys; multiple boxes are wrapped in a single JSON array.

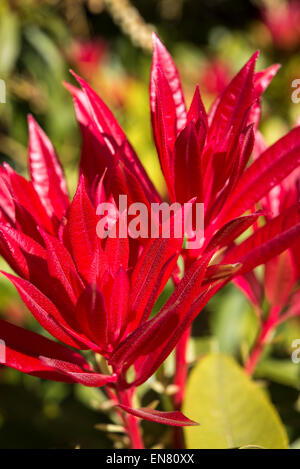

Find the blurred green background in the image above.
[{"left": 0, "top": 0, "right": 300, "bottom": 448}]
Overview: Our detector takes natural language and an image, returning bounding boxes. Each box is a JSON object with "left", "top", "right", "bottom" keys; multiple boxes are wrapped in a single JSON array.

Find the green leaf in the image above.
[
  {"left": 183, "top": 354, "right": 288, "bottom": 449},
  {"left": 0, "top": 11, "right": 20, "bottom": 76},
  {"left": 210, "top": 285, "right": 258, "bottom": 356},
  {"left": 23, "top": 26, "right": 65, "bottom": 78},
  {"left": 255, "top": 359, "right": 300, "bottom": 390}
]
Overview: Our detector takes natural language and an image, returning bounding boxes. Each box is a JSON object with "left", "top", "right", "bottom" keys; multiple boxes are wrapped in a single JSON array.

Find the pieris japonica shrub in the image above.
[{"left": 1, "top": 34, "right": 300, "bottom": 449}]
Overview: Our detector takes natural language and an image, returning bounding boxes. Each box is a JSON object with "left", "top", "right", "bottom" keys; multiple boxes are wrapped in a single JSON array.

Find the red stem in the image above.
[
  {"left": 116, "top": 388, "right": 144, "bottom": 449},
  {"left": 105, "top": 385, "right": 125, "bottom": 423},
  {"left": 173, "top": 326, "right": 191, "bottom": 449},
  {"left": 245, "top": 311, "right": 279, "bottom": 376},
  {"left": 172, "top": 260, "right": 191, "bottom": 412},
  {"left": 174, "top": 326, "right": 191, "bottom": 410},
  {"left": 244, "top": 338, "right": 265, "bottom": 376}
]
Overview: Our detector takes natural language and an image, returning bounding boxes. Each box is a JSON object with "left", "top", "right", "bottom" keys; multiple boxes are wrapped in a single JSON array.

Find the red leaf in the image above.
[
  {"left": 284, "top": 291, "right": 300, "bottom": 319},
  {"left": 109, "top": 267, "right": 130, "bottom": 344},
  {"left": 228, "top": 124, "right": 255, "bottom": 189},
  {"left": 129, "top": 236, "right": 182, "bottom": 329},
  {"left": 67, "top": 175, "right": 98, "bottom": 282},
  {"left": 39, "top": 228, "right": 84, "bottom": 304},
  {"left": 110, "top": 255, "right": 213, "bottom": 387},
  {"left": 40, "top": 360, "right": 116, "bottom": 387},
  {"left": 152, "top": 92, "right": 175, "bottom": 199},
  {"left": 204, "top": 263, "right": 241, "bottom": 283},
  {"left": 204, "top": 213, "right": 262, "bottom": 254},
  {"left": 153, "top": 66, "right": 177, "bottom": 152},
  {"left": 63, "top": 81, "right": 91, "bottom": 127},
  {"left": 13, "top": 201, "right": 46, "bottom": 245},
  {"left": 0, "top": 230, "right": 82, "bottom": 326},
  {"left": 75, "top": 284, "right": 108, "bottom": 351},
  {"left": 208, "top": 52, "right": 258, "bottom": 148},
  {"left": 173, "top": 120, "right": 204, "bottom": 204},
  {"left": 150, "top": 35, "right": 188, "bottom": 199},
  {"left": 254, "top": 64, "right": 281, "bottom": 97},
  {"left": 220, "top": 126, "right": 300, "bottom": 223},
  {"left": 265, "top": 250, "right": 296, "bottom": 310},
  {"left": 0, "top": 166, "right": 15, "bottom": 224},
  {"left": 88, "top": 242, "right": 108, "bottom": 285},
  {"left": 0, "top": 318, "right": 93, "bottom": 383},
  {"left": 222, "top": 204, "right": 300, "bottom": 275},
  {"left": 116, "top": 151, "right": 157, "bottom": 208},
  {"left": 233, "top": 272, "right": 263, "bottom": 309},
  {"left": 203, "top": 123, "right": 255, "bottom": 224},
  {"left": 187, "top": 85, "right": 208, "bottom": 130},
  {"left": 4, "top": 164, "right": 53, "bottom": 234},
  {"left": 151, "top": 34, "right": 187, "bottom": 134},
  {"left": 28, "top": 115, "right": 70, "bottom": 219},
  {"left": 69, "top": 73, "right": 160, "bottom": 205},
  {"left": 123, "top": 281, "right": 222, "bottom": 389},
  {"left": 0, "top": 223, "right": 46, "bottom": 278},
  {"left": 118, "top": 405, "right": 199, "bottom": 427},
  {"left": 104, "top": 229, "right": 129, "bottom": 277},
  {"left": 1, "top": 272, "right": 86, "bottom": 349}
]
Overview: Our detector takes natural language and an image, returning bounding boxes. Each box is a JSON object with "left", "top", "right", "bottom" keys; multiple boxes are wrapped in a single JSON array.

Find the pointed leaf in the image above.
[
  {"left": 28, "top": 115, "right": 69, "bottom": 219},
  {"left": 0, "top": 318, "right": 92, "bottom": 382},
  {"left": 118, "top": 405, "right": 199, "bottom": 427},
  {"left": 109, "top": 267, "right": 130, "bottom": 344},
  {"left": 75, "top": 284, "right": 108, "bottom": 351},
  {"left": 222, "top": 204, "right": 300, "bottom": 276},
  {"left": 208, "top": 52, "right": 258, "bottom": 147},
  {"left": 151, "top": 34, "right": 186, "bottom": 134},
  {"left": 205, "top": 213, "right": 262, "bottom": 255},
  {"left": 152, "top": 92, "right": 175, "bottom": 199},
  {"left": 233, "top": 272, "right": 263, "bottom": 309},
  {"left": 39, "top": 229, "right": 83, "bottom": 304},
  {"left": 129, "top": 237, "right": 182, "bottom": 329},
  {"left": 187, "top": 85, "right": 208, "bottom": 129},
  {"left": 265, "top": 250, "right": 296, "bottom": 309},
  {"left": 1, "top": 272, "right": 86, "bottom": 349},
  {"left": 0, "top": 166, "right": 15, "bottom": 224},
  {"left": 173, "top": 121, "right": 204, "bottom": 204},
  {"left": 67, "top": 176, "right": 98, "bottom": 282},
  {"left": 254, "top": 64, "right": 281, "bottom": 97},
  {"left": 40, "top": 356, "right": 116, "bottom": 387},
  {"left": 4, "top": 164, "right": 53, "bottom": 233},
  {"left": 104, "top": 227, "right": 129, "bottom": 276},
  {"left": 70, "top": 73, "right": 160, "bottom": 204},
  {"left": 0, "top": 223, "right": 46, "bottom": 278},
  {"left": 219, "top": 127, "right": 300, "bottom": 223},
  {"left": 110, "top": 254, "right": 215, "bottom": 387}
]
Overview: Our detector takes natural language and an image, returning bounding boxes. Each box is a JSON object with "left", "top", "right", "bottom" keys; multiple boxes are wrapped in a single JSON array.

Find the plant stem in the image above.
[
  {"left": 244, "top": 339, "right": 265, "bottom": 376},
  {"left": 116, "top": 388, "right": 144, "bottom": 449},
  {"left": 174, "top": 326, "right": 190, "bottom": 410},
  {"left": 173, "top": 326, "right": 190, "bottom": 449},
  {"left": 245, "top": 316, "right": 278, "bottom": 376}
]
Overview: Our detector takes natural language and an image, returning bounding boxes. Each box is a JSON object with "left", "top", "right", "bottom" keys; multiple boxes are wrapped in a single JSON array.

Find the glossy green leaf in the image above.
[{"left": 183, "top": 354, "right": 288, "bottom": 449}]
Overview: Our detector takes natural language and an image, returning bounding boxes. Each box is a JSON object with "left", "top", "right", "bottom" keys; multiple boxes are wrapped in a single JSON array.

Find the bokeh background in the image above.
[{"left": 0, "top": 0, "right": 300, "bottom": 448}]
